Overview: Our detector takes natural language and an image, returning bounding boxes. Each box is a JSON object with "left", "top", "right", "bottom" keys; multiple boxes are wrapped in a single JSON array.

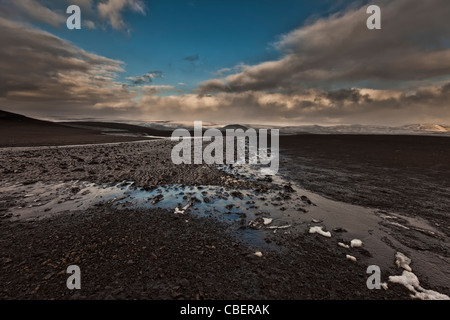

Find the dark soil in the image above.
[
  {"left": 0, "top": 207, "right": 410, "bottom": 300},
  {"left": 279, "top": 134, "right": 450, "bottom": 237}
]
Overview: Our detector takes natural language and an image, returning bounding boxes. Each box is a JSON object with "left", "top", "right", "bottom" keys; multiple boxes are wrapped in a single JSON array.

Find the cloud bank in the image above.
[{"left": 0, "top": 0, "right": 146, "bottom": 31}]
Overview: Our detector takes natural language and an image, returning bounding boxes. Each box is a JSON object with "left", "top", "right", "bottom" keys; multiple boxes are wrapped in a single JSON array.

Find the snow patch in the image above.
[
  {"left": 389, "top": 271, "right": 450, "bottom": 300},
  {"left": 254, "top": 251, "right": 263, "bottom": 258},
  {"left": 389, "top": 252, "right": 450, "bottom": 300},
  {"left": 395, "top": 252, "right": 412, "bottom": 272},
  {"left": 309, "top": 226, "right": 331, "bottom": 238},
  {"left": 268, "top": 224, "right": 291, "bottom": 229},
  {"left": 338, "top": 242, "right": 350, "bottom": 249},
  {"left": 346, "top": 255, "right": 357, "bottom": 262},
  {"left": 389, "top": 222, "right": 410, "bottom": 230},
  {"left": 174, "top": 203, "right": 190, "bottom": 215},
  {"left": 350, "top": 239, "right": 363, "bottom": 248}
]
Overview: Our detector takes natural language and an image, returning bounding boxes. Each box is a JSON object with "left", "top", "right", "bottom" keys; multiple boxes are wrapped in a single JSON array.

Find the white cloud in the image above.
[
  {"left": 199, "top": 0, "right": 450, "bottom": 94},
  {"left": 98, "top": 0, "right": 146, "bottom": 30}
]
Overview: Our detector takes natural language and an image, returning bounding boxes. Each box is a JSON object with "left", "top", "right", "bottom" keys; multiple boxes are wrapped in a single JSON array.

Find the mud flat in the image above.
[{"left": 0, "top": 135, "right": 449, "bottom": 299}]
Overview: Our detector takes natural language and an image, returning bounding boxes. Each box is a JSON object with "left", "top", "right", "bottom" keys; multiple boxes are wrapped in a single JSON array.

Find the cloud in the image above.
[
  {"left": 0, "top": 0, "right": 66, "bottom": 28},
  {"left": 138, "top": 83, "right": 450, "bottom": 125},
  {"left": 198, "top": 0, "right": 450, "bottom": 94},
  {"left": 0, "top": 0, "right": 146, "bottom": 31},
  {"left": 126, "top": 71, "right": 164, "bottom": 85},
  {"left": 183, "top": 54, "right": 199, "bottom": 62},
  {"left": 213, "top": 64, "right": 247, "bottom": 76},
  {"left": 0, "top": 17, "right": 136, "bottom": 115},
  {"left": 98, "top": 0, "right": 146, "bottom": 31}
]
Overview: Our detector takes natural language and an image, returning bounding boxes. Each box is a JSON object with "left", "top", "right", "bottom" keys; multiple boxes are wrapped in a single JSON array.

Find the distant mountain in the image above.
[
  {"left": 0, "top": 109, "right": 62, "bottom": 127},
  {"left": 220, "top": 124, "right": 250, "bottom": 131},
  {"left": 400, "top": 124, "right": 450, "bottom": 133},
  {"left": 0, "top": 110, "right": 167, "bottom": 147},
  {"left": 279, "top": 123, "right": 450, "bottom": 136}
]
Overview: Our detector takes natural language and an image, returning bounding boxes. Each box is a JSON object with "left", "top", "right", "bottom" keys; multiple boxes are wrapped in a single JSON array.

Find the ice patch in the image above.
[
  {"left": 174, "top": 203, "right": 191, "bottom": 215},
  {"left": 309, "top": 226, "right": 331, "bottom": 238},
  {"left": 267, "top": 224, "right": 291, "bottom": 229},
  {"left": 388, "top": 252, "right": 450, "bottom": 300},
  {"left": 338, "top": 242, "right": 350, "bottom": 249},
  {"left": 395, "top": 252, "right": 412, "bottom": 272},
  {"left": 389, "top": 271, "right": 450, "bottom": 300},
  {"left": 350, "top": 239, "right": 363, "bottom": 248},
  {"left": 389, "top": 222, "right": 410, "bottom": 230},
  {"left": 346, "top": 255, "right": 357, "bottom": 262}
]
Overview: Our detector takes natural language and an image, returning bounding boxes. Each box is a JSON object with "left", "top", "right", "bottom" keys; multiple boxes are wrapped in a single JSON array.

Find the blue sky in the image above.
[{"left": 50, "top": 0, "right": 354, "bottom": 94}]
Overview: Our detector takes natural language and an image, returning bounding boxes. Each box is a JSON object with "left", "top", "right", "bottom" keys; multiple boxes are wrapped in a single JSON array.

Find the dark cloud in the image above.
[
  {"left": 126, "top": 71, "right": 163, "bottom": 85},
  {"left": 137, "top": 82, "right": 450, "bottom": 125},
  {"left": 0, "top": 0, "right": 146, "bottom": 31},
  {"left": 184, "top": 54, "right": 199, "bottom": 62},
  {"left": 324, "top": 88, "right": 373, "bottom": 104},
  {"left": 0, "top": 17, "right": 135, "bottom": 114}
]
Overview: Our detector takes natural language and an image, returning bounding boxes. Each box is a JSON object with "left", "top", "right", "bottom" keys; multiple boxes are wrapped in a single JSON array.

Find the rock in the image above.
[
  {"left": 283, "top": 183, "right": 295, "bottom": 193},
  {"left": 301, "top": 195, "right": 312, "bottom": 205},
  {"left": 43, "top": 273, "right": 53, "bottom": 280},
  {"left": 248, "top": 218, "right": 264, "bottom": 230},
  {"left": 179, "top": 278, "right": 190, "bottom": 287},
  {"left": 231, "top": 191, "right": 244, "bottom": 199}
]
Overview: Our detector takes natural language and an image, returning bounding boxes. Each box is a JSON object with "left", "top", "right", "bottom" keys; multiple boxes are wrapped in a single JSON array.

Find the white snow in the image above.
[
  {"left": 174, "top": 203, "right": 191, "bottom": 215},
  {"left": 350, "top": 239, "right": 363, "bottom": 248},
  {"left": 395, "top": 252, "right": 412, "bottom": 272},
  {"left": 309, "top": 226, "right": 331, "bottom": 238},
  {"left": 346, "top": 255, "right": 357, "bottom": 262},
  {"left": 388, "top": 252, "right": 450, "bottom": 300},
  {"left": 254, "top": 251, "right": 263, "bottom": 258},
  {"left": 389, "top": 271, "right": 450, "bottom": 300},
  {"left": 389, "top": 222, "right": 410, "bottom": 230},
  {"left": 268, "top": 224, "right": 291, "bottom": 229},
  {"left": 263, "top": 218, "right": 273, "bottom": 225},
  {"left": 338, "top": 242, "right": 350, "bottom": 249},
  {"left": 381, "top": 282, "right": 388, "bottom": 290}
]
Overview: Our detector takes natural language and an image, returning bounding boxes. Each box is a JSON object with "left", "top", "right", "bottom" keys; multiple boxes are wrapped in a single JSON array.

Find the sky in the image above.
[{"left": 1, "top": 0, "right": 450, "bottom": 125}]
